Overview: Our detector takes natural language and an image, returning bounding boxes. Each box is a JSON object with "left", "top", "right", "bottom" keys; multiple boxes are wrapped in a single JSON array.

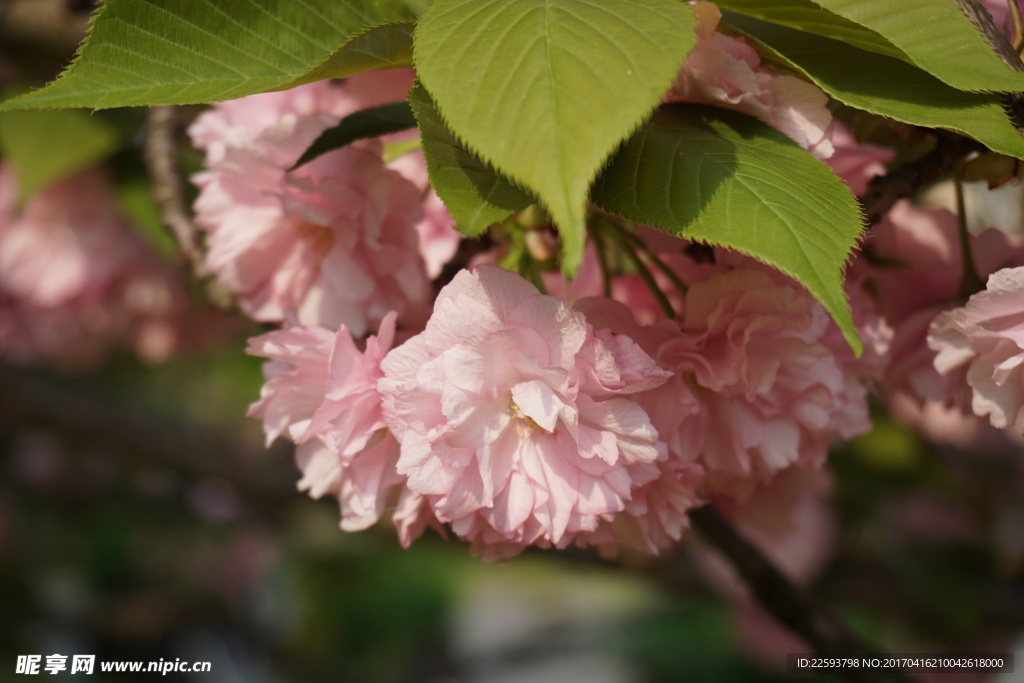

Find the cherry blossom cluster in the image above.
[
  {"left": 0, "top": 166, "right": 186, "bottom": 367},
  {"left": 247, "top": 258, "right": 865, "bottom": 559},
  {"left": 188, "top": 69, "right": 459, "bottom": 336},
  {"left": 226, "top": 122, "right": 865, "bottom": 560},
  {"left": 181, "top": 4, "right": 1024, "bottom": 559}
]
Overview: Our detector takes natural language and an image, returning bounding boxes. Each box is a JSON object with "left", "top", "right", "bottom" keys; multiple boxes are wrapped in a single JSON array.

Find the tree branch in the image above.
[
  {"left": 859, "top": 136, "right": 982, "bottom": 226},
  {"left": 143, "top": 106, "right": 206, "bottom": 274},
  {"left": 691, "top": 506, "right": 918, "bottom": 683},
  {"left": 143, "top": 105, "right": 233, "bottom": 308}
]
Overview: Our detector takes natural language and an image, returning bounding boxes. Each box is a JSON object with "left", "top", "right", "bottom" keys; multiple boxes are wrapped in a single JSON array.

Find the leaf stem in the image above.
[
  {"left": 954, "top": 166, "right": 985, "bottom": 301},
  {"left": 588, "top": 224, "right": 614, "bottom": 298},
  {"left": 601, "top": 218, "right": 676, "bottom": 320},
  {"left": 598, "top": 214, "right": 689, "bottom": 297},
  {"left": 525, "top": 251, "right": 549, "bottom": 296}
]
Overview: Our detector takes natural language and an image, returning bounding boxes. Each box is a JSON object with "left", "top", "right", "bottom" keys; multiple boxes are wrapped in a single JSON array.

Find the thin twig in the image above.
[{"left": 691, "top": 507, "right": 918, "bottom": 683}]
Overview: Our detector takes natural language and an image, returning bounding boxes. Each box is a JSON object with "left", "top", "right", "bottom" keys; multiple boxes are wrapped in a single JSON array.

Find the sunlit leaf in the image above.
[
  {"left": 593, "top": 104, "right": 864, "bottom": 353},
  {"left": 414, "top": 0, "right": 696, "bottom": 273},
  {"left": 410, "top": 86, "right": 532, "bottom": 236},
  {"left": 0, "top": 0, "right": 426, "bottom": 111},
  {"left": 725, "top": 13, "right": 1024, "bottom": 160},
  {"left": 718, "top": 0, "right": 1024, "bottom": 93}
]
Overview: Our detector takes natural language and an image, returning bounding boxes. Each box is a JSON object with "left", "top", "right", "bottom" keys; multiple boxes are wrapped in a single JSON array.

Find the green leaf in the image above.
[
  {"left": 593, "top": 104, "right": 864, "bottom": 353},
  {"left": 409, "top": 85, "right": 532, "bottom": 236},
  {"left": 715, "top": 0, "right": 905, "bottom": 59},
  {"left": 0, "top": 0, "right": 426, "bottom": 112},
  {"left": 414, "top": 0, "right": 696, "bottom": 274},
  {"left": 717, "top": 0, "right": 1024, "bottom": 93},
  {"left": 292, "top": 101, "right": 417, "bottom": 170},
  {"left": 811, "top": 0, "right": 1024, "bottom": 93},
  {"left": 724, "top": 13, "right": 1024, "bottom": 161},
  {"left": 0, "top": 109, "right": 119, "bottom": 200},
  {"left": 281, "top": 22, "right": 416, "bottom": 89}
]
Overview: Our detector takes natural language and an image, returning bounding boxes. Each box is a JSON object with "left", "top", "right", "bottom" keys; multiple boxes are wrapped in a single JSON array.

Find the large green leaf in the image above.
[
  {"left": 593, "top": 104, "right": 864, "bottom": 353},
  {"left": 715, "top": 0, "right": 904, "bottom": 59},
  {"left": 409, "top": 86, "right": 532, "bottom": 236},
  {"left": 718, "top": 0, "right": 1024, "bottom": 93},
  {"left": 724, "top": 13, "right": 1024, "bottom": 161},
  {"left": 0, "top": 109, "right": 119, "bottom": 200},
  {"left": 414, "top": 0, "right": 696, "bottom": 274},
  {"left": 0, "top": 0, "right": 426, "bottom": 112},
  {"left": 812, "top": 0, "right": 1024, "bottom": 93}
]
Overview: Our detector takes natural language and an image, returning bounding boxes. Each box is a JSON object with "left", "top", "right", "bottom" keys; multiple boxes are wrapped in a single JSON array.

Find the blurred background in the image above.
[{"left": 1, "top": 1, "right": 1023, "bottom": 681}]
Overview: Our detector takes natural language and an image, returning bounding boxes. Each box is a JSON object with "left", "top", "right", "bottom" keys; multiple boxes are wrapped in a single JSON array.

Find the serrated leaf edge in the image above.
[
  {"left": 412, "top": 0, "right": 699, "bottom": 274},
  {"left": 409, "top": 83, "right": 535, "bottom": 236}
]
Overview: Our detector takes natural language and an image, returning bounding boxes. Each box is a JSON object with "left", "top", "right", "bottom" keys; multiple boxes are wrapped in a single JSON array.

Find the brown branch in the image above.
[
  {"left": 143, "top": 105, "right": 234, "bottom": 308},
  {"left": 859, "top": 136, "right": 982, "bottom": 226},
  {"left": 143, "top": 106, "right": 207, "bottom": 274},
  {"left": 691, "top": 507, "right": 918, "bottom": 683}
]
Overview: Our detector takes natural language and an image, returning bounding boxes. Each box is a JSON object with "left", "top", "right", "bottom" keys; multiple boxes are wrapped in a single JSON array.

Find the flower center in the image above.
[
  {"left": 508, "top": 400, "right": 547, "bottom": 437},
  {"left": 294, "top": 219, "right": 334, "bottom": 256}
]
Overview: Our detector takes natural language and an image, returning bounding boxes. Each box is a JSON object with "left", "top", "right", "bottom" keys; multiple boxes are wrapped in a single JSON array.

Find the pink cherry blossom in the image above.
[
  {"left": 826, "top": 124, "right": 894, "bottom": 196},
  {"left": 190, "top": 77, "right": 433, "bottom": 335},
  {"left": 387, "top": 150, "right": 461, "bottom": 279},
  {"left": 580, "top": 262, "right": 869, "bottom": 501},
  {"left": 717, "top": 467, "right": 837, "bottom": 583},
  {"left": 580, "top": 456, "right": 705, "bottom": 555},
  {"left": 189, "top": 69, "right": 415, "bottom": 167},
  {"left": 670, "top": 1, "right": 834, "bottom": 158},
  {"left": 247, "top": 313, "right": 436, "bottom": 536},
  {"left": 889, "top": 393, "right": 985, "bottom": 447},
  {"left": 378, "top": 266, "right": 675, "bottom": 559},
  {"left": 852, "top": 200, "right": 1024, "bottom": 407},
  {"left": 189, "top": 83, "right": 355, "bottom": 168},
  {"left": 929, "top": 266, "right": 1024, "bottom": 431},
  {"left": 0, "top": 166, "right": 184, "bottom": 367},
  {"left": 247, "top": 323, "right": 337, "bottom": 447},
  {"left": 668, "top": 274, "right": 854, "bottom": 496}
]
